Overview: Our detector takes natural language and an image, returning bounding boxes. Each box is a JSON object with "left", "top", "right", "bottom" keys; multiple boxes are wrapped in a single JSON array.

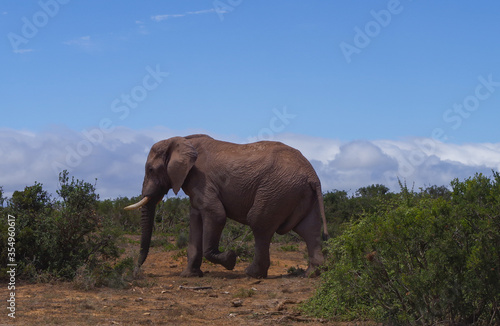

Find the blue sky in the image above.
[{"left": 1, "top": 1, "right": 500, "bottom": 198}]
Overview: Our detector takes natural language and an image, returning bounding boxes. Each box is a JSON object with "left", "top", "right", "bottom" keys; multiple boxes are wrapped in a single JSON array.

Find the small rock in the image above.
[
  {"left": 135, "top": 297, "right": 144, "bottom": 302},
  {"left": 231, "top": 300, "right": 243, "bottom": 307},
  {"left": 276, "top": 302, "right": 286, "bottom": 311},
  {"left": 276, "top": 299, "right": 299, "bottom": 311}
]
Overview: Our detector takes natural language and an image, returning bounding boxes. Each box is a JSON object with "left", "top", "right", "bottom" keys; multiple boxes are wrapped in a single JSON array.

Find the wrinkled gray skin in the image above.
[{"left": 132, "top": 134, "right": 329, "bottom": 279}]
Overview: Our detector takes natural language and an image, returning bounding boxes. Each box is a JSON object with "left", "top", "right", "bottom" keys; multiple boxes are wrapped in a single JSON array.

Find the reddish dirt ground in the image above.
[{"left": 2, "top": 238, "right": 374, "bottom": 325}]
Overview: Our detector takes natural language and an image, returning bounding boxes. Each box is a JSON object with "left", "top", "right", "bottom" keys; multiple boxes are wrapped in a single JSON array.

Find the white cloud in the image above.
[
  {"left": 331, "top": 141, "right": 395, "bottom": 170},
  {"left": 272, "top": 133, "right": 341, "bottom": 164},
  {"left": 151, "top": 8, "right": 220, "bottom": 22},
  {"left": 186, "top": 9, "right": 217, "bottom": 15},
  {"left": 274, "top": 135, "right": 498, "bottom": 193},
  {"left": 134, "top": 20, "right": 149, "bottom": 35},
  {"left": 1, "top": 128, "right": 498, "bottom": 200},
  {"left": 13, "top": 48, "right": 34, "bottom": 54},
  {"left": 151, "top": 14, "right": 185, "bottom": 22},
  {"left": 64, "top": 35, "right": 95, "bottom": 51},
  {"left": 0, "top": 127, "right": 163, "bottom": 200}
]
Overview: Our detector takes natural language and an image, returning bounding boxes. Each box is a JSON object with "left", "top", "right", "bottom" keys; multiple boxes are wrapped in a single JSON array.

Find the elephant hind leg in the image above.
[
  {"left": 293, "top": 207, "right": 325, "bottom": 277},
  {"left": 245, "top": 230, "right": 273, "bottom": 278}
]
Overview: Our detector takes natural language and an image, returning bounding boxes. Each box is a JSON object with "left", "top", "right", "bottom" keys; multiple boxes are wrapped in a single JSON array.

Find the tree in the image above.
[
  {"left": 355, "top": 184, "right": 390, "bottom": 198},
  {"left": 420, "top": 185, "right": 452, "bottom": 200},
  {"left": 323, "top": 190, "right": 352, "bottom": 237},
  {"left": 9, "top": 182, "right": 52, "bottom": 228}
]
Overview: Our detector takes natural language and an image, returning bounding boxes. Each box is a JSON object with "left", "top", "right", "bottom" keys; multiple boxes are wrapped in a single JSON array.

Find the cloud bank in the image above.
[{"left": 1, "top": 127, "right": 498, "bottom": 199}]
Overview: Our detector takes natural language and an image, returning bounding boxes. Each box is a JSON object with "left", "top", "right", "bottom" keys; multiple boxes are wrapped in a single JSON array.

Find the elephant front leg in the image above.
[{"left": 180, "top": 209, "right": 204, "bottom": 277}]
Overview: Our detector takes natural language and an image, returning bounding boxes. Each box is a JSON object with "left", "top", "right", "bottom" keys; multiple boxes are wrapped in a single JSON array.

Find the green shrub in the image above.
[
  {"left": 0, "top": 171, "right": 120, "bottom": 280},
  {"left": 279, "top": 244, "right": 299, "bottom": 252},
  {"left": 176, "top": 231, "right": 189, "bottom": 249},
  {"left": 220, "top": 219, "right": 254, "bottom": 261},
  {"left": 233, "top": 287, "right": 256, "bottom": 298},
  {"left": 98, "top": 197, "right": 142, "bottom": 233},
  {"left": 74, "top": 256, "right": 135, "bottom": 290},
  {"left": 323, "top": 185, "right": 395, "bottom": 238},
  {"left": 155, "top": 197, "right": 190, "bottom": 234},
  {"left": 303, "top": 173, "right": 500, "bottom": 325},
  {"left": 286, "top": 266, "right": 306, "bottom": 276}
]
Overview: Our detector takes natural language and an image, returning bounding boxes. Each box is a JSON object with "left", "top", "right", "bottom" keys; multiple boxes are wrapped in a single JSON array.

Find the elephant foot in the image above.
[
  {"left": 304, "top": 266, "right": 320, "bottom": 278},
  {"left": 205, "top": 250, "right": 237, "bottom": 270},
  {"left": 180, "top": 268, "right": 204, "bottom": 278},
  {"left": 304, "top": 260, "right": 326, "bottom": 278},
  {"left": 245, "top": 263, "right": 268, "bottom": 279},
  {"left": 220, "top": 250, "right": 237, "bottom": 270},
  {"left": 133, "top": 265, "right": 142, "bottom": 279}
]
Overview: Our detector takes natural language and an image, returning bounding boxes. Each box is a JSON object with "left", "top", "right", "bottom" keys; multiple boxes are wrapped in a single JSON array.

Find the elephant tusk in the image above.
[{"left": 124, "top": 196, "right": 150, "bottom": 210}]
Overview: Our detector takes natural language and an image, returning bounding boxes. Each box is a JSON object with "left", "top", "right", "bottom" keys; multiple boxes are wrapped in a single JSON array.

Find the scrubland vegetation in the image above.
[
  {"left": 304, "top": 174, "right": 500, "bottom": 325},
  {"left": 1, "top": 171, "right": 499, "bottom": 324}
]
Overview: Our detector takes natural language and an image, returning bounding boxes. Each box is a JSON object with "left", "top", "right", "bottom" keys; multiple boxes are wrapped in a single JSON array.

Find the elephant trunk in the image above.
[{"left": 135, "top": 200, "right": 156, "bottom": 275}]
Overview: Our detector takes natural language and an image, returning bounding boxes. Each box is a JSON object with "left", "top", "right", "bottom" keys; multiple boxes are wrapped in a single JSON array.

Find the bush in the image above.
[
  {"left": 323, "top": 185, "right": 395, "bottom": 238},
  {"left": 220, "top": 219, "right": 255, "bottom": 261},
  {"left": 155, "top": 197, "right": 190, "bottom": 234},
  {"left": 303, "top": 173, "right": 500, "bottom": 325},
  {"left": 98, "top": 196, "right": 142, "bottom": 233},
  {"left": 2, "top": 182, "right": 55, "bottom": 278},
  {"left": 176, "top": 231, "right": 189, "bottom": 249},
  {"left": 74, "top": 257, "right": 135, "bottom": 290},
  {"left": 0, "top": 171, "right": 121, "bottom": 280}
]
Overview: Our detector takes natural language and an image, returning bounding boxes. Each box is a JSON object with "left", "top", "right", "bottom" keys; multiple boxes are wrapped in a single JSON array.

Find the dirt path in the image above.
[{"left": 3, "top": 241, "right": 358, "bottom": 325}]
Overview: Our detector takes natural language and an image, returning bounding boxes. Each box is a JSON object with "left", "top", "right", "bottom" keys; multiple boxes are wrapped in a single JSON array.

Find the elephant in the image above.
[{"left": 125, "top": 134, "right": 329, "bottom": 278}]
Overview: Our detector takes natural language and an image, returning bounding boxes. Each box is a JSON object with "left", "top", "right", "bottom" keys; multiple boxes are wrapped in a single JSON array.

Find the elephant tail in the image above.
[{"left": 314, "top": 182, "right": 330, "bottom": 241}]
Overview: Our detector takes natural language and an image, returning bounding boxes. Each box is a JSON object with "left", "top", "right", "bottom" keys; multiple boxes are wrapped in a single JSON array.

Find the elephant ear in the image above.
[{"left": 166, "top": 138, "right": 198, "bottom": 195}]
